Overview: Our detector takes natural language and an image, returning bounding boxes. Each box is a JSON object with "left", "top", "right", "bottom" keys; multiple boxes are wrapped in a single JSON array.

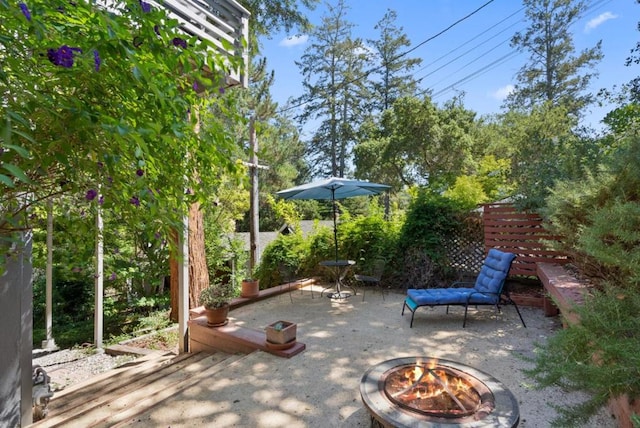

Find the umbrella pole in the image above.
[{"left": 332, "top": 189, "right": 338, "bottom": 262}]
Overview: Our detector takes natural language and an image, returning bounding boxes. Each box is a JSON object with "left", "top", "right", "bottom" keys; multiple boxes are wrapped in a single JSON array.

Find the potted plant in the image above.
[
  {"left": 240, "top": 263, "right": 260, "bottom": 298},
  {"left": 265, "top": 320, "right": 297, "bottom": 344},
  {"left": 199, "top": 279, "right": 235, "bottom": 327},
  {"left": 241, "top": 277, "right": 260, "bottom": 298}
]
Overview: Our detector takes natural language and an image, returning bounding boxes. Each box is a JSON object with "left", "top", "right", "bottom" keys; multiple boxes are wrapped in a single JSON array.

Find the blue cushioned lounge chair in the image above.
[{"left": 402, "top": 249, "right": 526, "bottom": 328}]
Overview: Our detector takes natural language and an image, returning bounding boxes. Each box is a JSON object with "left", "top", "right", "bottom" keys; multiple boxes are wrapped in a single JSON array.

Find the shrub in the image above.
[
  {"left": 256, "top": 232, "right": 309, "bottom": 288},
  {"left": 525, "top": 285, "right": 640, "bottom": 427},
  {"left": 391, "top": 190, "right": 467, "bottom": 287}
]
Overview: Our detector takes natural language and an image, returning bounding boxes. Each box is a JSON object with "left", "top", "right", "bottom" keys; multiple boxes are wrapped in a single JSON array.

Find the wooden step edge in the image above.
[
  {"left": 94, "top": 353, "right": 249, "bottom": 428},
  {"left": 48, "top": 351, "right": 178, "bottom": 400},
  {"left": 33, "top": 352, "right": 211, "bottom": 427}
]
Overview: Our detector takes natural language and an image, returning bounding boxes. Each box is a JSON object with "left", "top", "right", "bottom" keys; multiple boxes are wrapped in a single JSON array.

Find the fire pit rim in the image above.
[{"left": 360, "top": 356, "right": 520, "bottom": 428}]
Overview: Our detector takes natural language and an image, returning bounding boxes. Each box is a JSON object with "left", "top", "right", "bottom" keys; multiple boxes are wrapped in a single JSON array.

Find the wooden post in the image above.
[{"left": 248, "top": 116, "right": 259, "bottom": 275}]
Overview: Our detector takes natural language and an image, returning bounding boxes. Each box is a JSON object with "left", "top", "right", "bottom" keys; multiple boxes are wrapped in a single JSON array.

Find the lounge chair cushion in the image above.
[
  {"left": 473, "top": 249, "right": 516, "bottom": 294},
  {"left": 407, "top": 287, "right": 497, "bottom": 306}
]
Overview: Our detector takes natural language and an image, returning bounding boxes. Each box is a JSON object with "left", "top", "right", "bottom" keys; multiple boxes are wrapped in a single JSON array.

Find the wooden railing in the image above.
[
  {"left": 153, "top": 0, "right": 250, "bottom": 87},
  {"left": 483, "top": 203, "right": 568, "bottom": 277}
]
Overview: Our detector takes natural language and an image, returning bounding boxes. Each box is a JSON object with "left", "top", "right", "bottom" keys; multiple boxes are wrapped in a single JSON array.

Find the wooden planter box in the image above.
[{"left": 265, "top": 321, "right": 296, "bottom": 344}]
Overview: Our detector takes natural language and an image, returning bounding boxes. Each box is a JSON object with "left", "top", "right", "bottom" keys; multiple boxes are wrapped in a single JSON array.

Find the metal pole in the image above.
[
  {"left": 43, "top": 200, "right": 56, "bottom": 350},
  {"left": 94, "top": 201, "right": 103, "bottom": 351},
  {"left": 178, "top": 214, "right": 189, "bottom": 353}
]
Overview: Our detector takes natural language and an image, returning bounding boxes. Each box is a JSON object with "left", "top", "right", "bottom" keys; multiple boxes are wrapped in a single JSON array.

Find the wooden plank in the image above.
[
  {"left": 189, "top": 317, "right": 306, "bottom": 358},
  {"left": 537, "top": 263, "right": 592, "bottom": 325}
]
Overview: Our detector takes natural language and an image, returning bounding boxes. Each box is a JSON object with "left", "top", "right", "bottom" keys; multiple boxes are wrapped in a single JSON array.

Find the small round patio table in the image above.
[{"left": 319, "top": 259, "right": 356, "bottom": 299}]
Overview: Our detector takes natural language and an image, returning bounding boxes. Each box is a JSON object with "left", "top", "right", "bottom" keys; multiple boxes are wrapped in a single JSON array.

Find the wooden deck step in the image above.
[
  {"left": 189, "top": 316, "right": 306, "bottom": 358},
  {"left": 32, "top": 351, "right": 242, "bottom": 428}
]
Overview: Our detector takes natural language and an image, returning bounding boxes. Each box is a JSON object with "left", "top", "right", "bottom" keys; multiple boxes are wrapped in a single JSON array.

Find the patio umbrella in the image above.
[{"left": 276, "top": 177, "right": 390, "bottom": 261}]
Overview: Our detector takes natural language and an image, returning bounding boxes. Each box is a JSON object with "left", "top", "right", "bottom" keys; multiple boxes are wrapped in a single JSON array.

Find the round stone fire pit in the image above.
[{"left": 360, "top": 357, "right": 519, "bottom": 427}]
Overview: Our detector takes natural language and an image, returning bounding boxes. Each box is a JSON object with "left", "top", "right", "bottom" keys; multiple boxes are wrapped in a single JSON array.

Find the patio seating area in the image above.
[{"left": 56, "top": 285, "right": 615, "bottom": 427}]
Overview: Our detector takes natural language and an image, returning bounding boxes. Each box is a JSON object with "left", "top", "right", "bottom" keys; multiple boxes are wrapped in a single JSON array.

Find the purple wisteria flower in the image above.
[
  {"left": 98, "top": 195, "right": 104, "bottom": 205},
  {"left": 93, "top": 50, "right": 101, "bottom": 72},
  {"left": 47, "top": 45, "right": 82, "bottom": 68},
  {"left": 86, "top": 189, "right": 97, "bottom": 201},
  {"left": 193, "top": 81, "right": 199, "bottom": 92},
  {"left": 172, "top": 37, "right": 187, "bottom": 49},
  {"left": 130, "top": 196, "right": 140, "bottom": 206},
  {"left": 136, "top": 168, "right": 144, "bottom": 177},
  {"left": 218, "top": 86, "right": 225, "bottom": 95},
  {"left": 109, "top": 272, "right": 117, "bottom": 280},
  {"left": 19, "top": 2, "right": 31, "bottom": 21},
  {"left": 139, "top": 0, "right": 151, "bottom": 13}
]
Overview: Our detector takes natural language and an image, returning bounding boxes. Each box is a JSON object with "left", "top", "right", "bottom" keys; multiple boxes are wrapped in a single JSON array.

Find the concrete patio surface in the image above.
[{"left": 125, "top": 286, "right": 616, "bottom": 428}]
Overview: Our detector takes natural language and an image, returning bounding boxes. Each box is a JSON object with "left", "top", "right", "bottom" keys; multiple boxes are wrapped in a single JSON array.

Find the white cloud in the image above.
[
  {"left": 279, "top": 35, "right": 308, "bottom": 47},
  {"left": 491, "top": 84, "right": 514, "bottom": 100},
  {"left": 585, "top": 12, "right": 617, "bottom": 33}
]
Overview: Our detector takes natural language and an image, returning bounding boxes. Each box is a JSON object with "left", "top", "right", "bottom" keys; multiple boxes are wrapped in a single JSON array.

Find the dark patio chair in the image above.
[
  {"left": 354, "top": 258, "right": 386, "bottom": 301},
  {"left": 401, "top": 249, "right": 526, "bottom": 328},
  {"left": 279, "top": 262, "right": 311, "bottom": 302}
]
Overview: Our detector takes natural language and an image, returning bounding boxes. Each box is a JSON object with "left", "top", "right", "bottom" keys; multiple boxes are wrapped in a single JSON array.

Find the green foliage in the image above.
[
  {"left": 578, "top": 202, "right": 640, "bottom": 286},
  {"left": 32, "top": 269, "right": 173, "bottom": 348},
  {"left": 337, "top": 209, "right": 399, "bottom": 272},
  {"left": 443, "top": 176, "right": 487, "bottom": 208},
  {"left": 396, "top": 190, "right": 465, "bottom": 263},
  {"left": 1, "top": 0, "right": 244, "bottom": 274},
  {"left": 355, "top": 96, "right": 477, "bottom": 190},
  {"left": 525, "top": 286, "right": 640, "bottom": 427},
  {"left": 498, "top": 104, "right": 588, "bottom": 209},
  {"left": 532, "top": 110, "right": 640, "bottom": 424},
  {"left": 256, "top": 232, "right": 309, "bottom": 288},
  {"left": 505, "top": 0, "right": 602, "bottom": 117},
  {"left": 198, "top": 277, "right": 235, "bottom": 309}
]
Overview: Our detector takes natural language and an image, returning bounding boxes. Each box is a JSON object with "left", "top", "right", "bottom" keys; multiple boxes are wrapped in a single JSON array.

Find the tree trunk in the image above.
[
  {"left": 169, "top": 202, "right": 210, "bottom": 318},
  {"left": 188, "top": 201, "right": 209, "bottom": 308}
]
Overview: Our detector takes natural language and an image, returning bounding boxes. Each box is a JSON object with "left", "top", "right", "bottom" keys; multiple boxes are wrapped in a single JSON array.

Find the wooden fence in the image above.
[{"left": 483, "top": 203, "right": 568, "bottom": 277}]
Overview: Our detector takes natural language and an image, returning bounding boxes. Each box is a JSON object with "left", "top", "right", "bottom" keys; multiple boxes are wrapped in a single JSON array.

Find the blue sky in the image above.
[{"left": 257, "top": 0, "right": 639, "bottom": 133}]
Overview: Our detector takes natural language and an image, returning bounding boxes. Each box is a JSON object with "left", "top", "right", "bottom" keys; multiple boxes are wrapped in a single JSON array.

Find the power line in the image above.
[
  {"left": 275, "top": 0, "right": 495, "bottom": 115},
  {"left": 414, "top": 6, "right": 524, "bottom": 77},
  {"left": 425, "top": 0, "right": 613, "bottom": 102},
  {"left": 414, "top": 9, "right": 525, "bottom": 83}
]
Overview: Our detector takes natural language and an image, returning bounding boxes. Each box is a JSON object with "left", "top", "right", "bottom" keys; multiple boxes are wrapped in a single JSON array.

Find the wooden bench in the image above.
[
  {"left": 537, "top": 263, "right": 640, "bottom": 427},
  {"left": 536, "top": 262, "right": 592, "bottom": 326}
]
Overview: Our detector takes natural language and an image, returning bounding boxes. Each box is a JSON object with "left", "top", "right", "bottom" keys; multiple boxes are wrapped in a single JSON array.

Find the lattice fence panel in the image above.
[{"left": 443, "top": 213, "right": 485, "bottom": 276}]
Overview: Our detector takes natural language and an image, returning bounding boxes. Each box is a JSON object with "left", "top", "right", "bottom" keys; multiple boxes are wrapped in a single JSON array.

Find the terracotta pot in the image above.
[
  {"left": 204, "top": 305, "right": 229, "bottom": 327},
  {"left": 265, "top": 320, "right": 296, "bottom": 344},
  {"left": 241, "top": 279, "right": 260, "bottom": 298}
]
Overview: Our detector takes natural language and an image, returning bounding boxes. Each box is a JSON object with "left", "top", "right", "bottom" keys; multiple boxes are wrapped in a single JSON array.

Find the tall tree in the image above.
[
  {"left": 505, "top": 0, "right": 602, "bottom": 117},
  {"left": 368, "top": 9, "right": 422, "bottom": 113},
  {"left": 295, "top": 0, "right": 369, "bottom": 177},
  {"left": 354, "top": 95, "right": 477, "bottom": 190}
]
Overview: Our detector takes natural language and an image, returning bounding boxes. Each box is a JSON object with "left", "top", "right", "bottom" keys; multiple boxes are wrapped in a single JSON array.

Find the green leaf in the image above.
[
  {"left": 3, "top": 143, "right": 31, "bottom": 158},
  {"left": 2, "top": 163, "right": 32, "bottom": 184},
  {"left": 0, "top": 174, "right": 15, "bottom": 187}
]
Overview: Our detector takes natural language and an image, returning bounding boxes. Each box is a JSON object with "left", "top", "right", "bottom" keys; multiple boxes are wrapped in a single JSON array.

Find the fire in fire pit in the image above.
[{"left": 361, "top": 357, "right": 519, "bottom": 427}]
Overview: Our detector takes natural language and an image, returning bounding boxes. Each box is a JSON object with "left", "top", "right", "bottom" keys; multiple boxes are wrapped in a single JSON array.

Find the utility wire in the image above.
[
  {"left": 275, "top": 0, "right": 495, "bottom": 115},
  {"left": 426, "top": 0, "right": 614, "bottom": 101},
  {"left": 414, "top": 6, "right": 524, "bottom": 77}
]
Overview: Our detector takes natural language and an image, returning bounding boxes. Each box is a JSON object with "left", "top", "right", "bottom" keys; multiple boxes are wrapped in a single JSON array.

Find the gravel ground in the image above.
[
  {"left": 33, "top": 349, "right": 138, "bottom": 392},
  {"left": 33, "top": 288, "right": 619, "bottom": 427}
]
